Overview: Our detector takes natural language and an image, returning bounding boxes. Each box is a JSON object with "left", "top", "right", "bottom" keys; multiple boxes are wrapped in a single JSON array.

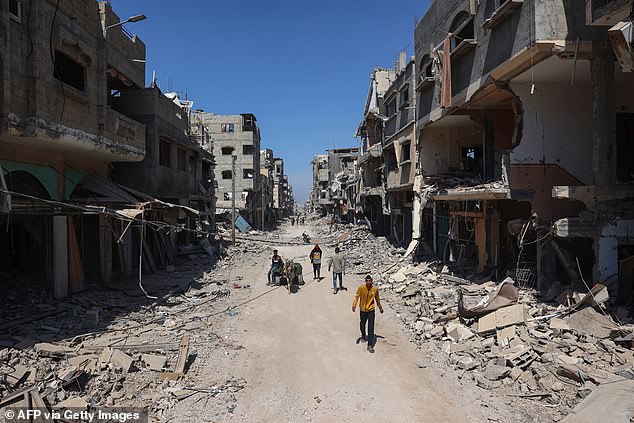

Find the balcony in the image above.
[
  {"left": 2, "top": 108, "right": 144, "bottom": 162},
  {"left": 102, "top": 107, "right": 146, "bottom": 161},
  {"left": 587, "top": 0, "right": 631, "bottom": 26}
]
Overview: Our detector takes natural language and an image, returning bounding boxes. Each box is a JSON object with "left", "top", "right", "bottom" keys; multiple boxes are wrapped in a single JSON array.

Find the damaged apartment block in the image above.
[
  {"left": 0, "top": 1, "right": 217, "bottom": 301},
  {"left": 410, "top": 0, "right": 634, "bottom": 303}
]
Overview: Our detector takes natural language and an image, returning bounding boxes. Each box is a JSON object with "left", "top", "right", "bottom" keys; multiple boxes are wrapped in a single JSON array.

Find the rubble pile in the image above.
[
  {"left": 314, "top": 221, "right": 403, "bottom": 278},
  {"left": 0, "top": 256, "right": 240, "bottom": 420},
  {"left": 319, "top": 218, "right": 634, "bottom": 420},
  {"left": 382, "top": 261, "right": 634, "bottom": 419}
]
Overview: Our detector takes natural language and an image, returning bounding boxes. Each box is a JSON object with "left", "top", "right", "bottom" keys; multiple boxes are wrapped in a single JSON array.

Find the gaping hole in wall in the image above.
[
  {"left": 243, "top": 145, "right": 255, "bottom": 155},
  {"left": 461, "top": 146, "right": 483, "bottom": 174},
  {"left": 53, "top": 51, "right": 85, "bottom": 92},
  {"left": 243, "top": 169, "right": 254, "bottom": 179},
  {"left": 221, "top": 147, "right": 233, "bottom": 156},
  {"left": 221, "top": 170, "right": 232, "bottom": 180},
  {"left": 616, "top": 113, "right": 634, "bottom": 183},
  {"left": 159, "top": 139, "right": 171, "bottom": 167}
]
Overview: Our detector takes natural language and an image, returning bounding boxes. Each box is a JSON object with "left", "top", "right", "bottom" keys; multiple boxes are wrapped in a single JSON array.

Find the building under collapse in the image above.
[
  {"left": 310, "top": 148, "right": 358, "bottom": 221},
  {"left": 353, "top": 0, "right": 634, "bottom": 302}
]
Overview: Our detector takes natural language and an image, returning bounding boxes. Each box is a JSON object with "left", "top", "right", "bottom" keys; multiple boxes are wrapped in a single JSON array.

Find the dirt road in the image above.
[{"left": 167, "top": 223, "right": 501, "bottom": 422}]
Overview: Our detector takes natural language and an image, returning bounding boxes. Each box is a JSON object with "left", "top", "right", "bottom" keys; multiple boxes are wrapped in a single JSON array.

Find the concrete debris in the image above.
[
  {"left": 322, "top": 219, "right": 634, "bottom": 421},
  {"left": 0, "top": 250, "right": 236, "bottom": 421}
]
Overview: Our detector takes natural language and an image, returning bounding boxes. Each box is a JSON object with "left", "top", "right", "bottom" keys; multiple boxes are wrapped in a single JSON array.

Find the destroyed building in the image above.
[
  {"left": 258, "top": 149, "right": 275, "bottom": 228},
  {"left": 271, "top": 158, "right": 293, "bottom": 219},
  {"left": 191, "top": 112, "right": 262, "bottom": 227},
  {"left": 0, "top": 0, "right": 148, "bottom": 298},
  {"left": 326, "top": 148, "right": 359, "bottom": 222},
  {"left": 410, "top": 0, "right": 634, "bottom": 300},
  {"left": 356, "top": 68, "right": 395, "bottom": 234},
  {"left": 309, "top": 154, "right": 330, "bottom": 215},
  {"left": 383, "top": 53, "right": 418, "bottom": 247},
  {"left": 111, "top": 87, "right": 216, "bottom": 245}
]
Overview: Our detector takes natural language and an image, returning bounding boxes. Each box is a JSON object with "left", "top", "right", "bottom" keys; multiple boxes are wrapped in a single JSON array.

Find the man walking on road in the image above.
[
  {"left": 327, "top": 247, "right": 347, "bottom": 294},
  {"left": 309, "top": 244, "right": 322, "bottom": 279},
  {"left": 352, "top": 275, "right": 383, "bottom": 353}
]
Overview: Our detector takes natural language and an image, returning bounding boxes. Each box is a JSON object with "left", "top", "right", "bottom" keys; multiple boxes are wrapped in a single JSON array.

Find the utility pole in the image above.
[{"left": 231, "top": 154, "right": 236, "bottom": 245}]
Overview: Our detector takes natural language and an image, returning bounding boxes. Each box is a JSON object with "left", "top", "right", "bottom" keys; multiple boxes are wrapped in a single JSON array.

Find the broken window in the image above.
[
  {"left": 385, "top": 100, "right": 396, "bottom": 116},
  {"left": 449, "top": 12, "right": 475, "bottom": 52},
  {"left": 221, "top": 147, "right": 234, "bottom": 155},
  {"left": 385, "top": 147, "right": 398, "bottom": 171},
  {"left": 400, "top": 141, "right": 411, "bottom": 163},
  {"left": 223, "top": 192, "right": 232, "bottom": 200},
  {"left": 243, "top": 169, "right": 254, "bottom": 179},
  {"left": 9, "top": 0, "right": 21, "bottom": 22},
  {"left": 159, "top": 139, "right": 171, "bottom": 167},
  {"left": 242, "top": 145, "right": 254, "bottom": 155},
  {"left": 461, "top": 146, "right": 483, "bottom": 173},
  {"left": 177, "top": 147, "right": 187, "bottom": 171},
  {"left": 221, "top": 170, "right": 232, "bottom": 180},
  {"left": 53, "top": 51, "right": 85, "bottom": 92},
  {"left": 221, "top": 123, "right": 234, "bottom": 132},
  {"left": 400, "top": 86, "right": 410, "bottom": 107}
]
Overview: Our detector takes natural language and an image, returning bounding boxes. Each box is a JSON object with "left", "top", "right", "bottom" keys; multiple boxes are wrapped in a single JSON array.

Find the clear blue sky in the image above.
[{"left": 111, "top": 0, "right": 431, "bottom": 203}]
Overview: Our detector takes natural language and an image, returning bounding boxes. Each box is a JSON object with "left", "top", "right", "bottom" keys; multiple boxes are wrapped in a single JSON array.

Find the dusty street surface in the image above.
[
  {"left": 4, "top": 221, "right": 629, "bottom": 423},
  {"left": 165, "top": 223, "right": 514, "bottom": 423}
]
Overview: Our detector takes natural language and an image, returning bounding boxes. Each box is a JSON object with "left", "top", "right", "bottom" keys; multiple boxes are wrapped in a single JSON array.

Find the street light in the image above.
[{"left": 104, "top": 14, "right": 146, "bottom": 35}]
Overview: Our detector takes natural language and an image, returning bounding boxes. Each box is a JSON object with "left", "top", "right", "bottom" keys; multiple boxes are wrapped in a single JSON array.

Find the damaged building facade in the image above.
[
  {"left": 383, "top": 53, "right": 417, "bottom": 247},
  {"left": 110, "top": 88, "right": 216, "bottom": 247},
  {"left": 408, "top": 0, "right": 634, "bottom": 301},
  {"left": 191, "top": 112, "right": 263, "bottom": 227},
  {"left": 310, "top": 148, "right": 359, "bottom": 221},
  {"left": 0, "top": 0, "right": 149, "bottom": 298},
  {"left": 356, "top": 68, "right": 395, "bottom": 235}
]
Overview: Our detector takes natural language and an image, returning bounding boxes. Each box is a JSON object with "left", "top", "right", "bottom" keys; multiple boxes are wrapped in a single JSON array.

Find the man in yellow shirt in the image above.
[{"left": 352, "top": 275, "right": 384, "bottom": 353}]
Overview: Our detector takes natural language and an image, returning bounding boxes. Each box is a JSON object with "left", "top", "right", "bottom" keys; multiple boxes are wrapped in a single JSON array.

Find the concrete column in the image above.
[
  {"left": 100, "top": 215, "right": 113, "bottom": 283},
  {"left": 591, "top": 40, "right": 617, "bottom": 186},
  {"left": 536, "top": 235, "right": 556, "bottom": 292},
  {"left": 52, "top": 216, "right": 68, "bottom": 299}
]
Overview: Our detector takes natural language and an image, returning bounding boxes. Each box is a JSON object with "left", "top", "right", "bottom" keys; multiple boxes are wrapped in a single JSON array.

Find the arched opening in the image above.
[
  {"left": 419, "top": 54, "right": 433, "bottom": 80},
  {"left": 449, "top": 11, "right": 475, "bottom": 51},
  {"left": 0, "top": 170, "right": 52, "bottom": 297}
]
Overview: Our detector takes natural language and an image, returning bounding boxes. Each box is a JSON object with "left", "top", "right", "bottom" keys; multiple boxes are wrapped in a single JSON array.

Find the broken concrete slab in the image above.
[
  {"left": 484, "top": 364, "right": 511, "bottom": 381},
  {"left": 110, "top": 349, "right": 135, "bottom": 373},
  {"left": 34, "top": 342, "right": 72, "bottom": 357},
  {"left": 53, "top": 397, "right": 88, "bottom": 409},
  {"left": 142, "top": 354, "right": 167, "bottom": 371},
  {"left": 478, "top": 304, "right": 526, "bottom": 333},
  {"left": 446, "top": 323, "right": 475, "bottom": 342},
  {"left": 566, "top": 307, "right": 616, "bottom": 339},
  {"left": 457, "top": 357, "right": 479, "bottom": 370},
  {"left": 561, "top": 380, "right": 634, "bottom": 423}
]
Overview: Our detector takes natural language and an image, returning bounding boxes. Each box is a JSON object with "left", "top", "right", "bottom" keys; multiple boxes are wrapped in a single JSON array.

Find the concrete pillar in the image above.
[
  {"left": 536, "top": 234, "right": 556, "bottom": 292},
  {"left": 591, "top": 40, "right": 617, "bottom": 186},
  {"left": 52, "top": 216, "right": 68, "bottom": 299},
  {"left": 100, "top": 215, "right": 113, "bottom": 283}
]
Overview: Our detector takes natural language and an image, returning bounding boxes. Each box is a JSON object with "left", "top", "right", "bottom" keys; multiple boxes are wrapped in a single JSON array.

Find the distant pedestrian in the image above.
[
  {"left": 327, "top": 247, "right": 347, "bottom": 294},
  {"left": 352, "top": 275, "right": 383, "bottom": 353},
  {"left": 291, "top": 217, "right": 295, "bottom": 226},
  {"left": 309, "top": 244, "right": 322, "bottom": 279},
  {"left": 267, "top": 249, "right": 283, "bottom": 285}
]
